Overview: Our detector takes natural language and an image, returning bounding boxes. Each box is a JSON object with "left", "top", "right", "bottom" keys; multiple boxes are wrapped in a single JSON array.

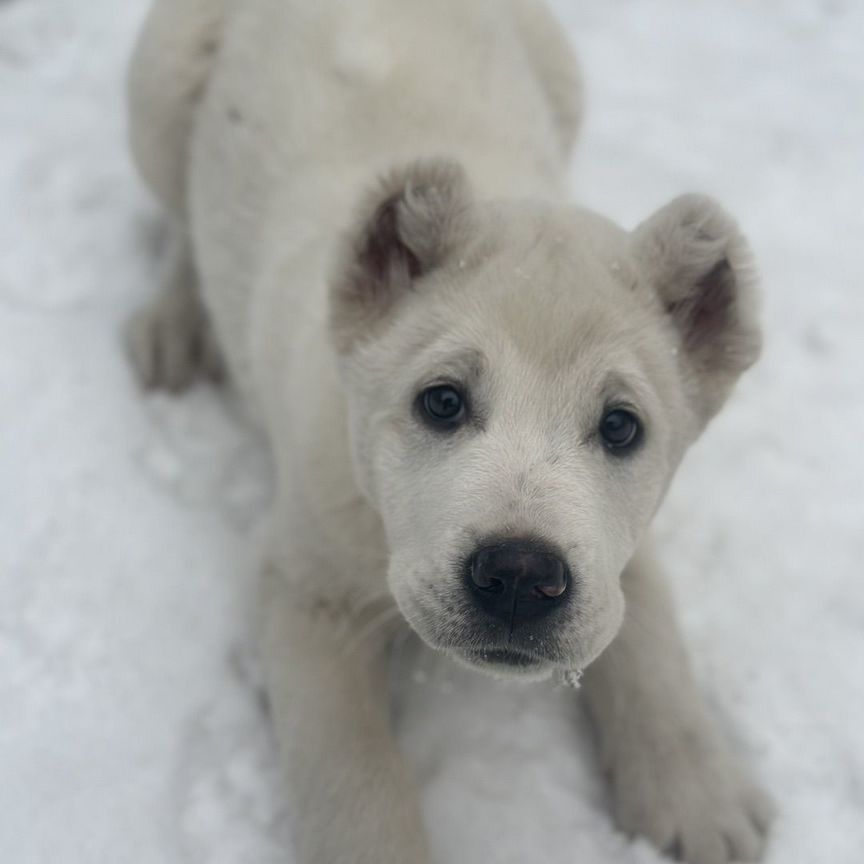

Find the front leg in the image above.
[
  {"left": 258, "top": 563, "right": 431, "bottom": 864},
  {"left": 581, "top": 545, "right": 774, "bottom": 864}
]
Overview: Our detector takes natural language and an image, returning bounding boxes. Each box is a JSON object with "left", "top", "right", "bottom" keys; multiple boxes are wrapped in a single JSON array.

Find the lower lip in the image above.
[{"left": 462, "top": 648, "right": 544, "bottom": 668}]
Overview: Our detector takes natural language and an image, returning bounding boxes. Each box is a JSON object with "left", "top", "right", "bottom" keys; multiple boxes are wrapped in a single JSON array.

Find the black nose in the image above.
[{"left": 464, "top": 539, "right": 570, "bottom": 625}]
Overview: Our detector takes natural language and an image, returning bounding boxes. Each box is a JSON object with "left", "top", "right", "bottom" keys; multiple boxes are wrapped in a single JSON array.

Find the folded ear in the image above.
[
  {"left": 632, "top": 194, "right": 762, "bottom": 421},
  {"left": 329, "top": 158, "right": 472, "bottom": 351}
]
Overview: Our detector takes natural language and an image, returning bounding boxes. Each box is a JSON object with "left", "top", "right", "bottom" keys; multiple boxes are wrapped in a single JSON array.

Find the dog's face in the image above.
[{"left": 330, "top": 160, "right": 760, "bottom": 680}]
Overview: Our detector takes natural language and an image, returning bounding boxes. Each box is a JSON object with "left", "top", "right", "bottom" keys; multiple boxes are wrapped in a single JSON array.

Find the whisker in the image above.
[{"left": 339, "top": 596, "right": 404, "bottom": 656}]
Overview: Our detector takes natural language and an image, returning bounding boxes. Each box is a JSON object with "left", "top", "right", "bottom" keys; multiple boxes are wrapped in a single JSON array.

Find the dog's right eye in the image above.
[{"left": 417, "top": 384, "right": 467, "bottom": 430}]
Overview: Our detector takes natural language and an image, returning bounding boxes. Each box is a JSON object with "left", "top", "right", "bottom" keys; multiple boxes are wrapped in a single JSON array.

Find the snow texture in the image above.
[{"left": 2, "top": 1, "right": 863, "bottom": 862}]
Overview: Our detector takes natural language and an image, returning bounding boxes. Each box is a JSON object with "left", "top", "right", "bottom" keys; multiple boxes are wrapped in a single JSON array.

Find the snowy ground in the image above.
[{"left": 2, "top": 1, "right": 863, "bottom": 862}]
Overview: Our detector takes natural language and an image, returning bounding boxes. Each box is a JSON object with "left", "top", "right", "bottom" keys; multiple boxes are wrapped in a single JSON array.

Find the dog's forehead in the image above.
[
  {"left": 438, "top": 207, "right": 657, "bottom": 373},
  {"left": 356, "top": 204, "right": 670, "bottom": 396},
  {"left": 470, "top": 200, "right": 636, "bottom": 286}
]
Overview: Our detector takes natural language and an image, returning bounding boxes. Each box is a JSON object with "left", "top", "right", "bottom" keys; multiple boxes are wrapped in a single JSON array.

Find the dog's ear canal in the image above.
[
  {"left": 632, "top": 194, "right": 763, "bottom": 421},
  {"left": 329, "top": 158, "right": 472, "bottom": 350}
]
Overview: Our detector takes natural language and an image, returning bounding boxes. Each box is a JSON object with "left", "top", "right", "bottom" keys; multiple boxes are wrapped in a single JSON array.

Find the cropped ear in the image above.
[
  {"left": 632, "top": 194, "right": 762, "bottom": 421},
  {"left": 329, "top": 158, "right": 472, "bottom": 351}
]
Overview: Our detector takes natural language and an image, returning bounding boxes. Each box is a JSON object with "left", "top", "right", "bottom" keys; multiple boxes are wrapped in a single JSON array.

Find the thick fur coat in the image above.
[{"left": 126, "top": 2, "right": 773, "bottom": 863}]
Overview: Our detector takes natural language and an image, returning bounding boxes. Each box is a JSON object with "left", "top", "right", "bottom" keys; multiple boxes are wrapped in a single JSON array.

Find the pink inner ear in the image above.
[
  {"left": 666, "top": 258, "right": 735, "bottom": 357},
  {"left": 360, "top": 195, "right": 421, "bottom": 291}
]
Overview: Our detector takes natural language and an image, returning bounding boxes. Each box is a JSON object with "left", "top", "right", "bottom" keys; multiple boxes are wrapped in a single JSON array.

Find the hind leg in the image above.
[
  {"left": 128, "top": 0, "right": 225, "bottom": 216},
  {"left": 126, "top": 236, "right": 224, "bottom": 392}
]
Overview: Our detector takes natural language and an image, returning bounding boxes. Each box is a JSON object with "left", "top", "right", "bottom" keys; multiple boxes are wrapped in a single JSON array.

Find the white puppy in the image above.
[{"left": 126, "top": 2, "right": 774, "bottom": 863}]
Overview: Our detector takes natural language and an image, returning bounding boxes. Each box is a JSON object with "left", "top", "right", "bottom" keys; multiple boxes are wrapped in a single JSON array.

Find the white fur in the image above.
[{"left": 126, "top": 2, "right": 773, "bottom": 862}]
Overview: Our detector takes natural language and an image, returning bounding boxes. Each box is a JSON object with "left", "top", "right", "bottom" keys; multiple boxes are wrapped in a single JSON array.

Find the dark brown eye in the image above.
[
  {"left": 419, "top": 385, "right": 466, "bottom": 429},
  {"left": 600, "top": 409, "right": 641, "bottom": 453}
]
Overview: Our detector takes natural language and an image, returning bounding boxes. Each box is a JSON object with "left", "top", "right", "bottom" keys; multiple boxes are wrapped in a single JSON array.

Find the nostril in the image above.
[
  {"left": 469, "top": 548, "right": 504, "bottom": 592},
  {"left": 533, "top": 558, "right": 567, "bottom": 598},
  {"left": 471, "top": 547, "right": 506, "bottom": 594},
  {"left": 477, "top": 575, "right": 505, "bottom": 593},
  {"left": 535, "top": 583, "right": 566, "bottom": 598},
  {"left": 534, "top": 579, "right": 566, "bottom": 598},
  {"left": 471, "top": 558, "right": 506, "bottom": 593}
]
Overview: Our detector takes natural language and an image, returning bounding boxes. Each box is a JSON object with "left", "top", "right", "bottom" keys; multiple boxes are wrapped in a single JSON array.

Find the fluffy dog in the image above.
[{"left": 126, "top": 1, "right": 773, "bottom": 862}]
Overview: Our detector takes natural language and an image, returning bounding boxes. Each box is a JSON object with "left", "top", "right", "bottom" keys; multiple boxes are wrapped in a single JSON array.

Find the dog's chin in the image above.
[
  {"left": 449, "top": 646, "right": 558, "bottom": 682},
  {"left": 394, "top": 593, "right": 569, "bottom": 683}
]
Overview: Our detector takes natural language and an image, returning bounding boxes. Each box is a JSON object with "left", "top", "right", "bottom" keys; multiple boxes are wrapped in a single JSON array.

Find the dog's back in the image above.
[{"left": 128, "top": 0, "right": 580, "bottom": 399}]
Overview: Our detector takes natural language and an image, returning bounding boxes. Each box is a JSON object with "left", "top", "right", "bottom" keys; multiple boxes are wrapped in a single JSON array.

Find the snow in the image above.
[{"left": 2, "top": 1, "right": 863, "bottom": 862}]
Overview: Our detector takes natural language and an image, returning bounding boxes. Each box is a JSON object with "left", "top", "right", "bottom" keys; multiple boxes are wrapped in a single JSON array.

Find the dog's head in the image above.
[{"left": 329, "top": 159, "right": 760, "bottom": 680}]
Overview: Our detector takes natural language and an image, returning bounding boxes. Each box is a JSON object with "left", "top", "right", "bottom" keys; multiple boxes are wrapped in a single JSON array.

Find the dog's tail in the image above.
[{"left": 127, "top": 0, "right": 225, "bottom": 216}]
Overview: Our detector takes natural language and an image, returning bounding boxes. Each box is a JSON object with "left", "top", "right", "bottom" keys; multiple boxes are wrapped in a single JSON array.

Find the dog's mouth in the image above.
[
  {"left": 451, "top": 645, "right": 556, "bottom": 679},
  {"left": 461, "top": 647, "right": 541, "bottom": 667},
  {"left": 392, "top": 576, "right": 573, "bottom": 679}
]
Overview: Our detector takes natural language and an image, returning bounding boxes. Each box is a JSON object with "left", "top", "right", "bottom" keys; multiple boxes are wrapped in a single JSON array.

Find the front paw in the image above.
[
  {"left": 126, "top": 294, "right": 224, "bottom": 393},
  {"left": 607, "top": 724, "right": 774, "bottom": 864}
]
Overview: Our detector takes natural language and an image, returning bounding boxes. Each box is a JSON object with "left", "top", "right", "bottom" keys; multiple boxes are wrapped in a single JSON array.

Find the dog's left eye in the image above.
[
  {"left": 600, "top": 408, "right": 642, "bottom": 453},
  {"left": 418, "top": 384, "right": 467, "bottom": 429}
]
